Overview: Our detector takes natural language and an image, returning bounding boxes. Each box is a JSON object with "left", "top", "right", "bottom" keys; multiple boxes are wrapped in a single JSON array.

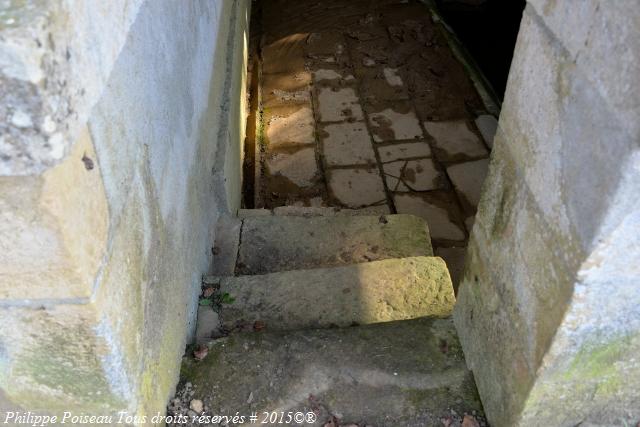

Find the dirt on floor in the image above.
[{"left": 243, "top": 0, "right": 497, "bottom": 289}]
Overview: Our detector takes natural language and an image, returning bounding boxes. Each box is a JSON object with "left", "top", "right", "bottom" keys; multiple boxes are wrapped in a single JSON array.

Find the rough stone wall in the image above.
[
  {"left": 0, "top": 0, "right": 144, "bottom": 176},
  {"left": 0, "top": 0, "right": 249, "bottom": 421},
  {"left": 454, "top": 1, "right": 640, "bottom": 426}
]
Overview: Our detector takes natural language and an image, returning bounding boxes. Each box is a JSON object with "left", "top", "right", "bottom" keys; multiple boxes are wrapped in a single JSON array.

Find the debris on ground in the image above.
[
  {"left": 193, "top": 345, "right": 208, "bottom": 361},
  {"left": 189, "top": 399, "right": 203, "bottom": 413}
]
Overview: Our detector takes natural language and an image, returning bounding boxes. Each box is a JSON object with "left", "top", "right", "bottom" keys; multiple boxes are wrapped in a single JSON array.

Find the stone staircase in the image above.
[{"left": 175, "top": 208, "right": 485, "bottom": 426}]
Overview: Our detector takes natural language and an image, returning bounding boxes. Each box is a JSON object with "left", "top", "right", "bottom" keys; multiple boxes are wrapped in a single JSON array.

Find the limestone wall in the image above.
[
  {"left": 454, "top": 1, "right": 640, "bottom": 426},
  {"left": 0, "top": 0, "right": 249, "bottom": 421}
]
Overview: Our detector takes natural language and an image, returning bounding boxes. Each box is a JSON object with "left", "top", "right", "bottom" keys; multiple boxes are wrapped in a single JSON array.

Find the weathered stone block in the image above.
[
  {"left": 237, "top": 213, "right": 433, "bottom": 275},
  {"left": 454, "top": 5, "right": 640, "bottom": 426},
  {"left": 181, "top": 318, "right": 484, "bottom": 426},
  {"left": 0, "top": 127, "right": 107, "bottom": 301},
  {"left": 0, "top": 0, "right": 252, "bottom": 419},
  {"left": 221, "top": 256, "right": 456, "bottom": 330},
  {"left": 529, "top": 0, "right": 639, "bottom": 137},
  {"left": 0, "top": 0, "right": 144, "bottom": 176}
]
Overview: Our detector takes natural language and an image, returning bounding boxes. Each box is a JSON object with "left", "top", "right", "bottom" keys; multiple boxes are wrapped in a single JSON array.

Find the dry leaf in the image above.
[
  {"left": 462, "top": 415, "right": 480, "bottom": 427},
  {"left": 253, "top": 320, "right": 266, "bottom": 331},
  {"left": 193, "top": 345, "right": 208, "bottom": 361}
]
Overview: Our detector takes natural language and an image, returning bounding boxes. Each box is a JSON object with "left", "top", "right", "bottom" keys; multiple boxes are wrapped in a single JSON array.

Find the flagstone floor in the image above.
[{"left": 246, "top": 0, "right": 498, "bottom": 288}]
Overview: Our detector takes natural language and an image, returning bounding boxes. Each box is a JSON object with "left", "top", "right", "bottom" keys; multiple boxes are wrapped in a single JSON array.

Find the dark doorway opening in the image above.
[{"left": 436, "top": 0, "right": 526, "bottom": 100}]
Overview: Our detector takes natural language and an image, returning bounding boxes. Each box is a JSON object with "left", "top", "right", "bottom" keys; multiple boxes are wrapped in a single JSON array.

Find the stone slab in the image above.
[
  {"left": 368, "top": 105, "right": 423, "bottom": 142},
  {"left": 265, "top": 146, "right": 319, "bottom": 187},
  {"left": 424, "top": 121, "right": 488, "bottom": 161},
  {"left": 179, "top": 318, "right": 484, "bottom": 427},
  {"left": 220, "top": 256, "right": 455, "bottom": 330},
  {"left": 262, "top": 72, "right": 312, "bottom": 107},
  {"left": 475, "top": 115, "right": 498, "bottom": 149},
  {"left": 454, "top": 7, "right": 640, "bottom": 425},
  {"left": 446, "top": 159, "right": 490, "bottom": 211},
  {"left": 236, "top": 214, "right": 433, "bottom": 275},
  {"left": 326, "top": 167, "right": 387, "bottom": 208},
  {"left": 316, "top": 87, "right": 364, "bottom": 122},
  {"left": 264, "top": 105, "right": 315, "bottom": 147},
  {"left": 383, "top": 158, "right": 443, "bottom": 192},
  {"left": 394, "top": 193, "right": 466, "bottom": 242},
  {"left": 320, "top": 122, "right": 376, "bottom": 166},
  {"left": 378, "top": 141, "right": 432, "bottom": 162}
]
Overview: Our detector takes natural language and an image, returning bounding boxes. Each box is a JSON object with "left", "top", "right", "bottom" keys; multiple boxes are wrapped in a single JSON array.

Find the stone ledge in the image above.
[{"left": 220, "top": 256, "right": 456, "bottom": 330}]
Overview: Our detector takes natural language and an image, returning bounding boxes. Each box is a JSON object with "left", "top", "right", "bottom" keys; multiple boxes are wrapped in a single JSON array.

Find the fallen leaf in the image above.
[
  {"left": 253, "top": 320, "right": 266, "bottom": 331},
  {"left": 193, "top": 345, "right": 208, "bottom": 361},
  {"left": 203, "top": 287, "right": 215, "bottom": 298},
  {"left": 462, "top": 415, "right": 480, "bottom": 427}
]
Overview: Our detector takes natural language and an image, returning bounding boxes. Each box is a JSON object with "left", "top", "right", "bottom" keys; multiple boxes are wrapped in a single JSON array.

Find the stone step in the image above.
[
  {"left": 238, "top": 205, "right": 390, "bottom": 218},
  {"left": 219, "top": 256, "right": 455, "bottom": 331},
  {"left": 236, "top": 213, "right": 433, "bottom": 275},
  {"left": 178, "top": 318, "right": 485, "bottom": 426}
]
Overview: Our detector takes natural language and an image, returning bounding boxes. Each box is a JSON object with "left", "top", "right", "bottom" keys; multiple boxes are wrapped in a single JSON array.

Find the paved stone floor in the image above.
[{"left": 246, "top": 0, "right": 498, "bottom": 288}]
